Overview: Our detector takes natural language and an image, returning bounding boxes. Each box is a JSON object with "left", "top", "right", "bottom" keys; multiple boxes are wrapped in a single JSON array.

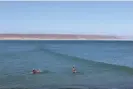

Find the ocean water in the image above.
[{"left": 0, "top": 40, "right": 133, "bottom": 89}]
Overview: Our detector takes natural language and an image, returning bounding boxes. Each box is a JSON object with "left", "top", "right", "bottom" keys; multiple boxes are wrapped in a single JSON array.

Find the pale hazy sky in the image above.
[{"left": 0, "top": 1, "right": 133, "bottom": 36}]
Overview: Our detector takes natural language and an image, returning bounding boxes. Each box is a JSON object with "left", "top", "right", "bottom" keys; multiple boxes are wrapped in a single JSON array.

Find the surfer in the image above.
[
  {"left": 32, "top": 69, "right": 36, "bottom": 74},
  {"left": 72, "top": 65, "right": 77, "bottom": 73},
  {"left": 32, "top": 69, "right": 40, "bottom": 74}
]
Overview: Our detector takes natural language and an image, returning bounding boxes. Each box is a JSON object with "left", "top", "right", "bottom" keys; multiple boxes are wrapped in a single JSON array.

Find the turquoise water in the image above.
[{"left": 0, "top": 40, "right": 133, "bottom": 89}]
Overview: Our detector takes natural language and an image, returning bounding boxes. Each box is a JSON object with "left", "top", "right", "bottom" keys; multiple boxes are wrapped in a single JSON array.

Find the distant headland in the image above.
[{"left": 0, "top": 34, "right": 126, "bottom": 40}]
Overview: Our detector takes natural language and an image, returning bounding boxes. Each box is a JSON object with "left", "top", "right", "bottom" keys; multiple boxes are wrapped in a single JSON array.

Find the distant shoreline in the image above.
[
  {"left": 0, "top": 34, "right": 132, "bottom": 41},
  {"left": 0, "top": 38, "right": 133, "bottom": 42},
  {"left": 0, "top": 39, "right": 132, "bottom": 41}
]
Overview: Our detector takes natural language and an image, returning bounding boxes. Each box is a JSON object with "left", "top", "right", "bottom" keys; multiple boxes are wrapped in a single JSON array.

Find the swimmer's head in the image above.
[{"left": 73, "top": 65, "right": 75, "bottom": 68}]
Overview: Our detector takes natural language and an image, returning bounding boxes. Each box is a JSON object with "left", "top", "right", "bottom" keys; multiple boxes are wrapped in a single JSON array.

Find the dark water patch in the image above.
[
  {"left": 4, "top": 84, "right": 133, "bottom": 89},
  {"left": 32, "top": 84, "right": 109, "bottom": 89}
]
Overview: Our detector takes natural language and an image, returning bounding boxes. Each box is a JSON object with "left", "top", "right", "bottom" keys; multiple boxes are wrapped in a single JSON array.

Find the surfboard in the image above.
[{"left": 72, "top": 71, "right": 84, "bottom": 75}]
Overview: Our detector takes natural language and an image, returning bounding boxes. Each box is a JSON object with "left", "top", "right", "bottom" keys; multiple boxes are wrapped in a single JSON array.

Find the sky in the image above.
[{"left": 0, "top": 1, "right": 133, "bottom": 36}]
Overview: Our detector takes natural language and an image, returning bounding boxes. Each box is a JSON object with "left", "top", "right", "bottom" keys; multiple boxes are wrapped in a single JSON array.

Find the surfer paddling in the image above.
[
  {"left": 72, "top": 65, "right": 77, "bottom": 73},
  {"left": 32, "top": 69, "right": 41, "bottom": 74}
]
